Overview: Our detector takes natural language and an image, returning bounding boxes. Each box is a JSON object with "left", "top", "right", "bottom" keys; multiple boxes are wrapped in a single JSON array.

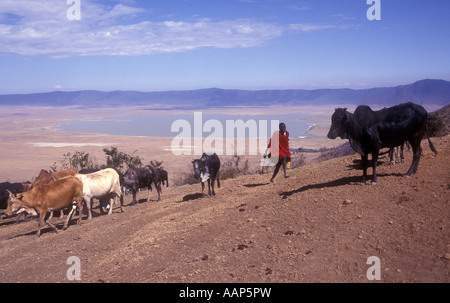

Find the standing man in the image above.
[{"left": 264, "top": 122, "right": 291, "bottom": 182}]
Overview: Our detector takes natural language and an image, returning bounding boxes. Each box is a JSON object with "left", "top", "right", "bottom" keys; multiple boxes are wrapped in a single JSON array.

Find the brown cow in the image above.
[
  {"left": 52, "top": 168, "right": 79, "bottom": 180},
  {"left": 29, "top": 168, "right": 79, "bottom": 220},
  {"left": 32, "top": 168, "right": 79, "bottom": 188},
  {"left": 32, "top": 169, "right": 54, "bottom": 188},
  {"left": 6, "top": 176, "right": 84, "bottom": 239}
]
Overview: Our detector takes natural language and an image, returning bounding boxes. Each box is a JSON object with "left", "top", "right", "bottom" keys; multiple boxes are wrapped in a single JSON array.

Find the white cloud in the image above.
[
  {"left": 289, "top": 23, "right": 336, "bottom": 32},
  {"left": 286, "top": 5, "right": 310, "bottom": 11},
  {"left": 0, "top": 0, "right": 340, "bottom": 58}
]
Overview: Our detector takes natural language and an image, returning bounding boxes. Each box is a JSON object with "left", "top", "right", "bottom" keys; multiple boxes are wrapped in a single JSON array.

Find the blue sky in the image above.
[{"left": 0, "top": 0, "right": 449, "bottom": 94}]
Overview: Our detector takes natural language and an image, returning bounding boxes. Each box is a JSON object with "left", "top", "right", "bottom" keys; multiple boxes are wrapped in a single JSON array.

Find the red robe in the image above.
[{"left": 268, "top": 130, "right": 291, "bottom": 159}]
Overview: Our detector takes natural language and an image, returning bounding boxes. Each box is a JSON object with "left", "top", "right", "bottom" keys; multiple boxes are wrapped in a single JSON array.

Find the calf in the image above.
[
  {"left": 123, "top": 165, "right": 161, "bottom": 205},
  {"left": 6, "top": 176, "right": 84, "bottom": 239},
  {"left": 74, "top": 168, "right": 123, "bottom": 221},
  {"left": 327, "top": 102, "right": 437, "bottom": 185},
  {"left": 192, "top": 153, "right": 221, "bottom": 198}
]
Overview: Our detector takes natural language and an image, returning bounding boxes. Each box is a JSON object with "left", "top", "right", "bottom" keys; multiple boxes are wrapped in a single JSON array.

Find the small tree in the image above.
[
  {"left": 51, "top": 151, "right": 97, "bottom": 171},
  {"left": 102, "top": 146, "right": 143, "bottom": 173},
  {"left": 427, "top": 114, "right": 446, "bottom": 137},
  {"left": 220, "top": 155, "right": 250, "bottom": 180}
]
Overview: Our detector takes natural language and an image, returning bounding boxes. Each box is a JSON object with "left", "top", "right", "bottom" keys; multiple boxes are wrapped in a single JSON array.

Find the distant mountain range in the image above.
[{"left": 0, "top": 79, "right": 449, "bottom": 108}]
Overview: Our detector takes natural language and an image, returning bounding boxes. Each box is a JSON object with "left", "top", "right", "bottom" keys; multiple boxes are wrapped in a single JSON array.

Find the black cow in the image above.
[
  {"left": 1, "top": 182, "right": 27, "bottom": 215},
  {"left": 327, "top": 102, "right": 437, "bottom": 185},
  {"left": 192, "top": 153, "right": 221, "bottom": 197},
  {"left": 123, "top": 165, "right": 161, "bottom": 205},
  {"left": 1, "top": 182, "right": 34, "bottom": 221},
  {"left": 78, "top": 168, "right": 100, "bottom": 174},
  {"left": 156, "top": 168, "right": 169, "bottom": 188}
]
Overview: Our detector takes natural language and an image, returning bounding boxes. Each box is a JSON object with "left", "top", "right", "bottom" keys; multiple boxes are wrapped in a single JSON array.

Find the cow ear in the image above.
[
  {"left": 6, "top": 189, "right": 13, "bottom": 197},
  {"left": 343, "top": 111, "right": 351, "bottom": 122}
]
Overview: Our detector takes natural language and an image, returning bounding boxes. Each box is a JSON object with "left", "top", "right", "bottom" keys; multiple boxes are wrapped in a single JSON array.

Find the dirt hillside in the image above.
[{"left": 0, "top": 135, "right": 449, "bottom": 283}]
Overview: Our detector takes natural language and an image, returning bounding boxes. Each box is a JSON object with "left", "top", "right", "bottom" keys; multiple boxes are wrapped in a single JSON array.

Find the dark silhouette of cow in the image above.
[
  {"left": 123, "top": 165, "right": 161, "bottom": 205},
  {"left": 192, "top": 153, "right": 221, "bottom": 197},
  {"left": 157, "top": 168, "right": 169, "bottom": 188},
  {"left": 327, "top": 102, "right": 437, "bottom": 185},
  {"left": 0, "top": 182, "right": 28, "bottom": 218}
]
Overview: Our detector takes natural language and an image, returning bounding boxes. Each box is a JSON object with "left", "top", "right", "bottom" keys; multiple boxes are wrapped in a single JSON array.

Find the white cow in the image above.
[{"left": 75, "top": 168, "right": 123, "bottom": 221}]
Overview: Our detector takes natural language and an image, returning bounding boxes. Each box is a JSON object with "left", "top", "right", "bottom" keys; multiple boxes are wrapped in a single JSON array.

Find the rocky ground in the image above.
[{"left": 0, "top": 135, "right": 448, "bottom": 283}]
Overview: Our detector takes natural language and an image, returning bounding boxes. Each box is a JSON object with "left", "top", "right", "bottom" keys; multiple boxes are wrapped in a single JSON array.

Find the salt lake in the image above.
[{"left": 58, "top": 112, "right": 326, "bottom": 139}]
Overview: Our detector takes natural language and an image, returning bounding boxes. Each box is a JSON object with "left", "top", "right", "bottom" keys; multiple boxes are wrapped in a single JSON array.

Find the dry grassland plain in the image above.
[{"left": 0, "top": 105, "right": 346, "bottom": 183}]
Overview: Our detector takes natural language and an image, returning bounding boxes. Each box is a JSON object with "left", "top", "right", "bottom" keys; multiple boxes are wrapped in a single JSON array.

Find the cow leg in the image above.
[
  {"left": 77, "top": 198, "right": 84, "bottom": 224},
  {"left": 147, "top": 188, "right": 151, "bottom": 202},
  {"left": 34, "top": 212, "right": 46, "bottom": 239},
  {"left": 86, "top": 197, "right": 93, "bottom": 221},
  {"left": 207, "top": 179, "right": 212, "bottom": 196},
  {"left": 15, "top": 212, "right": 26, "bottom": 223},
  {"left": 371, "top": 151, "right": 379, "bottom": 185},
  {"left": 389, "top": 148, "right": 395, "bottom": 165},
  {"left": 99, "top": 198, "right": 106, "bottom": 214},
  {"left": 108, "top": 196, "right": 114, "bottom": 215},
  {"left": 201, "top": 181, "right": 205, "bottom": 198},
  {"left": 154, "top": 181, "right": 161, "bottom": 201},
  {"left": 64, "top": 204, "right": 77, "bottom": 230},
  {"left": 131, "top": 189, "right": 138, "bottom": 206},
  {"left": 399, "top": 142, "right": 405, "bottom": 163},
  {"left": 211, "top": 177, "right": 216, "bottom": 197},
  {"left": 405, "top": 140, "right": 422, "bottom": 176},
  {"left": 361, "top": 154, "right": 368, "bottom": 185},
  {"left": 119, "top": 195, "right": 124, "bottom": 212},
  {"left": 44, "top": 211, "right": 59, "bottom": 234}
]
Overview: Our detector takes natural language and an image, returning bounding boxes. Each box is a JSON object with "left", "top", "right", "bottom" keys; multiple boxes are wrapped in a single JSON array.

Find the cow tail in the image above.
[
  {"left": 426, "top": 124, "right": 438, "bottom": 155},
  {"left": 217, "top": 172, "right": 221, "bottom": 189}
]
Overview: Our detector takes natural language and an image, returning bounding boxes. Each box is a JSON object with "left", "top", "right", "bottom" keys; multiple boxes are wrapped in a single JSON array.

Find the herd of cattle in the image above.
[
  {"left": 0, "top": 152, "right": 220, "bottom": 239},
  {"left": 0, "top": 102, "right": 438, "bottom": 239}
]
